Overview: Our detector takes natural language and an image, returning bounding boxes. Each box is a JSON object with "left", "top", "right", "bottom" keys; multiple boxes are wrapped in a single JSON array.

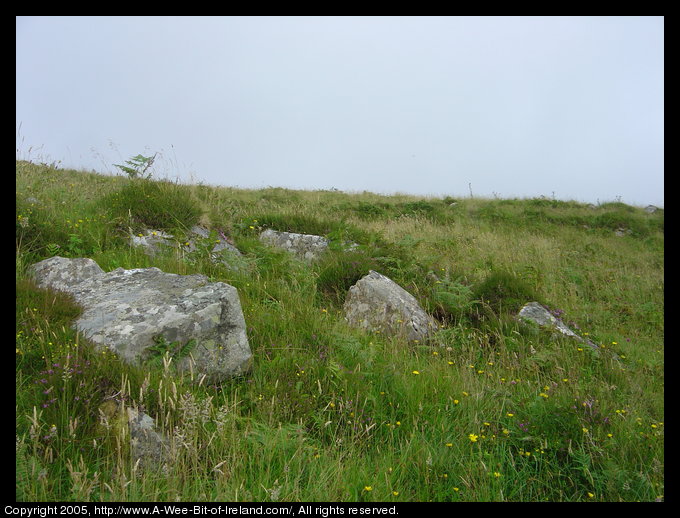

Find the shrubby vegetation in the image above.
[
  {"left": 16, "top": 159, "right": 664, "bottom": 502},
  {"left": 104, "top": 178, "right": 202, "bottom": 233}
]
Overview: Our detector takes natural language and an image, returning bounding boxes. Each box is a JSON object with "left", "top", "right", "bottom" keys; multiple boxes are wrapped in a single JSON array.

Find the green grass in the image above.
[{"left": 16, "top": 159, "right": 664, "bottom": 502}]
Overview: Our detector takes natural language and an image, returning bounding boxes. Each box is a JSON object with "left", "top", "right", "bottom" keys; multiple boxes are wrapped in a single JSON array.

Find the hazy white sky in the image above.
[{"left": 16, "top": 16, "right": 664, "bottom": 206}]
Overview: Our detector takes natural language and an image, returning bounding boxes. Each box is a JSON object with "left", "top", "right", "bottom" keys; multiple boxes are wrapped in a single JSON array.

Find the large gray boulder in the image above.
[
  {"left": 343, "top": 270, "right": 438, "bottom": 341},
  {"left": 29, "top": 256, "right": 252, "bottom": 382},
  {"left": 259, "top": 229, "right": 330, "bottom": 262}
]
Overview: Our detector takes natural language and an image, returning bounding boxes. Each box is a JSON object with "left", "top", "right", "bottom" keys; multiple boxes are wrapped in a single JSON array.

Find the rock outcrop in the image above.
[
  {"left": 97, "top": 400, "right": 168, "bottom": 471},
  {"left": 186, "top": 225, "right": 242, "bottom": 259},
  {"left": 343, "top": 270, "right": 438, "bottom": 341},
  {"left": 129, "top": 230, "right": 174, "bottom": 256},
  {"left": 259, "top": 229, "right": 330, "bottom": 262},
  {"left": 127, "top": 406, "right": 168, "bottom": 470},
  {"left": 30, "top": 256, "right": 252, "bottom": 382},
  {"left": 517, "top": 302, "right": 599, "bottom": 352},
  {"left": 130, "top": 225, "right": 243, "bottom": 268}
]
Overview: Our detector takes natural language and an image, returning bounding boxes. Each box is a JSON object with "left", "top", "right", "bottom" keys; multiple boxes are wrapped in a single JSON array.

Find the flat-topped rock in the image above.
[
  {"left": 29, "top": 256, "right": 252, "bottom": 382},
  {"left": 259, "top": 229, "right": 330, "bottom": 262}
]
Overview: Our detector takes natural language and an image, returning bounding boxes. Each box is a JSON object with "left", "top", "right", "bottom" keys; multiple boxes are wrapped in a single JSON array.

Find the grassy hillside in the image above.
[{"left": 16, "top": 159, "right": 664, "bottom": 502}]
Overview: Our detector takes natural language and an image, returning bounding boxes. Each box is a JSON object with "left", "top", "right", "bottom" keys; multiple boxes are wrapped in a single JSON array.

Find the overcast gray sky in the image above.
[{"left": 16, "top": 16, "right": 664, "bottom": 206}]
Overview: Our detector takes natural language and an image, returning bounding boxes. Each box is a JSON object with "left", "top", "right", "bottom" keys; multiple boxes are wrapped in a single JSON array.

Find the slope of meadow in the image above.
[{"left": 16, "top": 160, "right": 664, "bottom": 502}]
